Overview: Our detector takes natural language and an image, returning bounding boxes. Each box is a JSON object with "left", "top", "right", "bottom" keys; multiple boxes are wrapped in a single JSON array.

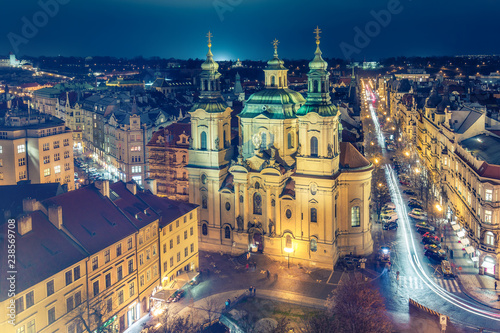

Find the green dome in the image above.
[
  {"left": 246, "top": 88, "right": 305, "bottom": 105},
  {"left": 309, "top": 45, "right": 328, "bottom": 71}
]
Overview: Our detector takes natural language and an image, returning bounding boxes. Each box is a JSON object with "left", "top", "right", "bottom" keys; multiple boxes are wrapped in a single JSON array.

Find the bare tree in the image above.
[
  {"left": 328, "top": 275, "right": 392, "bottom": 333},
  {"left": 298, "top": 311, "right": 337, "bottom": 333},
  {"left": 148, "top": 307, "right": 197, "bottom": 333},
  {"left": 198, "top": 297, "right": 220, "bottom": 326},
  {"left": 71, "top": 295, "right": 117, "bottom": 333}
]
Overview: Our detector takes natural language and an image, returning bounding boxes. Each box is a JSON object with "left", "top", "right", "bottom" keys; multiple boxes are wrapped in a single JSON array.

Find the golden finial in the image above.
[
  {"left": 207, "top": 31, "right": 213, "bottom": 49},
  {"left": 272, "top": 39, "right": 279, "bottom": 50},
  {"left": 314, "top": 26, "right": 322, "bottom": 45}
]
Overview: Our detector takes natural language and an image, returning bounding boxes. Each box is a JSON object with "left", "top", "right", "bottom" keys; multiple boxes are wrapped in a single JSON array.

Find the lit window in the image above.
[
  {"left": 54, "top": 165, "right": 61, "bottom": 174},
  {"left": 485, "top": 189, "right": 493, "bottom": 202},
  {"left": 351, "top": 206, "right": 360, "bottom": 227},
  {"left": 44, "top": 168, "right": 51, "bottom": 177},
  {"left": 485, "top": 232, "right": 495, "bottom": 246},
  {"left": 17, "top": 144, "right": 25, "bottom": 154},
  {"left": 310, "top": 238, "right": 317, "bottom": 252},
  {"left": 484, "top": 210, "right": 492, "bottom": 223}
]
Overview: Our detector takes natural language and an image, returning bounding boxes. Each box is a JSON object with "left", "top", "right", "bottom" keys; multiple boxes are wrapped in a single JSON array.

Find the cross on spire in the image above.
[
  {"left": 272, "top": 39, "right": 279, "bottom": 50},
  {"left": 314, "top": 26, "right": 322, "bottom": 45},
  {"left": 207, "top": 31, "right": 213, "bottom": 48}
]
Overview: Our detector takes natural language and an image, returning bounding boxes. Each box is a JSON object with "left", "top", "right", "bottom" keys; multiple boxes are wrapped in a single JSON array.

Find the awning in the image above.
[
  {"left": 465, "top": 246, "right": 475, "bottom": 254},
  {"left": 176, "top": 271, "right": 199, "bottom": 285},
  {"left": 456, "top": 230, "right": 466, "bottom": 238},
  {"left": 460, "top": 238, "right": 470, "bottom": 246},
  {"left": 452, "top": 224, "right": 460, "bottom": 231},
  {"left": 150, "top": 289, "right": 175, "bottom": 302}
]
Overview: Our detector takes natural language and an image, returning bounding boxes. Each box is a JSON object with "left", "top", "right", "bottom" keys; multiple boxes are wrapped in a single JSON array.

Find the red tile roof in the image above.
[{"left": 339, "top": 142, "right": 371, "bottom": 170}]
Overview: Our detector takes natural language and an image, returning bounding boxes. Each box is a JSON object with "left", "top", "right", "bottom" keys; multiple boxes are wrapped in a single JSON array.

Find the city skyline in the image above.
[{"left": 1, "top": 0, "right": 500, "bottom": 60}]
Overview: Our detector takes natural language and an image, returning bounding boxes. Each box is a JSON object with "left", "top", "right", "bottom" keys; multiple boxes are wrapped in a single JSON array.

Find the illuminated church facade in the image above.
[{"left": 187, "top": 31, "right": 374, "bottom": 268}]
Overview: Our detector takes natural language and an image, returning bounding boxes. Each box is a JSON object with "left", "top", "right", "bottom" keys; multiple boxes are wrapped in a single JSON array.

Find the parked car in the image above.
[
  {"left": 408, "top": 201, "right": 424, "bottom": 209},
  {"left": 381, "top": 210, "right": 397, "bottom": 219},
  {"left": 403, "top": 189, "right": 417, "bottom": 196},
  {"left": 425, "top": 248, "right": 447, "bottom": 262},
  {"left": 383, "top": 221, "right": 398, "bottom": 230},
  {"left": 441, "top": 260, "right": 454, "bottom": 278},
  {"left": 416, "top": 225, "right": 435, "bottom": 234},
  {"left": 383, "top": 202, "right": 396, "bottom": 210},
  {"left": 424, "top": 243, "right": 441, "bottom": 251},
  {"left": 423, "top": 237, "right": 440, "bottom": 247},
  {"left": 382, "top": 214, "right": 398, "bottom": 223},
  {"left": 422, "top": 232, "right": 438, "bottom": 239}
]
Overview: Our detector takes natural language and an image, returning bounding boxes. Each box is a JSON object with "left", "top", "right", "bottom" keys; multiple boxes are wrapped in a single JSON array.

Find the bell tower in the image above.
[
  {"left": 263, "top": 39, "right": 288, "bottom": 89},
  {"left": 296, "top": 26, "right": 340, "bottom": 177},
  {"left": 187, "top": 32, "right": 233, "bottom": 249}
]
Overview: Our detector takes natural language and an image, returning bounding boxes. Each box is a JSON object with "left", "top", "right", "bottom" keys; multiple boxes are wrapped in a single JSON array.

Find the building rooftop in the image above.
[
  {"left": 339, "top": 142, "right": 371, "bottom": 170},
  {"left": 460, "top": 134, "right": 500, "bottom": 166}
]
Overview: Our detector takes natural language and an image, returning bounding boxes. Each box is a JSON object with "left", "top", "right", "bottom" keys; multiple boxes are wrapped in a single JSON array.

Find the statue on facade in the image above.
[
  {"left": 236, "top": 215, "right": 244, "bottom": 232},
  {"left": 297, "top": 143, "right": 302, "bottom": 155},
  {"left": 188, "top": 136, "right": 193, "bottom": 148},
  {"left": 327, "top": 143, "right": 333, "bottom": 158},
  {"left": 247, "top": 220, "right": 255, "bottom": 231},
  {"left": 268, "top": 219, "right": 276, "bottom": 237},
  {"left": 214, "top": 137, "right": 219, "bottom": 149}
]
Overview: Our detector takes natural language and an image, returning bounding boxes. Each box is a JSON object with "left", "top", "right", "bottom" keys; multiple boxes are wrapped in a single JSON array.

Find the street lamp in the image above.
[{"left": 284, "top": 247, "right": 293, "bottom": 268}]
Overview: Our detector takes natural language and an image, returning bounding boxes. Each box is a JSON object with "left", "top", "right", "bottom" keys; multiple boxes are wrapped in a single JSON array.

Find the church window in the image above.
[
  {"left": 271, "top": 76, "right": 276, "bottom": 87},
  {"left": 310, "top": 208, "right": 317, "bottom": 223},
  {"left": 255, "top": 182, "right": 260, "bottom": 189},
  {"left": 239, "top": 195, "right": 244, "bottom": 203},
  {"left": 287, "top": 133, "right": 293, "bottom": 149},
  {"left": 271, "top": 199, "right": 275, "bottom": 207},
  {"left": 182, "top": 155, "right": 186, "bottom": 163},
  {"left": 202, "top": 195, "right": 208, "bottom": 209},
  {"left": 285, "top": 235, "right": 292, "bottom": 248},
  {"left": 310, "top": 238, "right": 317, "bottom": 252},
  {"left": 200, "top": 131, "right": 207, "bottom": 150},
  {"left": 225, "top": 202, "right": 231, "bottom": 211},
  {"left": 310, "top": 137, "right": 318, "bottom": 157},
  {"left": 202, "top": 223, "right": 208, "bottom": 236},
  {"left": 351, "top": 206, "right": 360, "bottom": 227},
  {"left": 314, "top": 80, "right": 319, "bottom": 93},
  {"left": 182, "top": 172, "right": 187, "bottom": 179},
  {"left": 279, "top": 76, "right": 282, "bottom": 88},
  {"left": 285, "top": 209, "right": 292, "bottom": 219},
  {"left": 261, "top": 133, "right": 267, "bottom": 149},
  {"left": 224, "top": 226, "right": 231, "bottom": 239},
  {"left": 253, "top": 193, "right": 262, "bottom": 215},
  {"left": 202, "top": 80, "right": 207, "bottom": 91}
]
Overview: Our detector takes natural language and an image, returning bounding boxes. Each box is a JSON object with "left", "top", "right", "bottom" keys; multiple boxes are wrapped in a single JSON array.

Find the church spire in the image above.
[{"left": 264, "top": 39, "right": 288, "bottom": 88}]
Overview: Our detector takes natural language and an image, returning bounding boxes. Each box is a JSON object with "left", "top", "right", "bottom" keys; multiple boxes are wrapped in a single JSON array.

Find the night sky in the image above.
[{"left": 1, "top": 0, "right": 499, "bottom": 60}]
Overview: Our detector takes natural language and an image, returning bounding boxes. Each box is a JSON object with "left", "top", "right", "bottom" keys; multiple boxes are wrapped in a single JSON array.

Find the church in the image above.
[{"left": 187, "top": 30, "right": 374, "bottom": 269}]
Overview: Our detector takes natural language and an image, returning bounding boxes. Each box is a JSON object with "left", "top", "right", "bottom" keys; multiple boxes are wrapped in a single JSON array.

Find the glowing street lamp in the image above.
[
  {"left": 405, "top": 151, "right": 410, "bottom": 157},
  {"left": 284, "top": 247, "right": 293, "bottom": 268}
]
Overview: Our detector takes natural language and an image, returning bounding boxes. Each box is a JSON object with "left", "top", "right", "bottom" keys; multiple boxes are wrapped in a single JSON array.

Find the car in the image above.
[
  {"left": 383, "top": 221, "right": 398, "bottom": 230},
  {"left": 422, "top": 231, "right": 437, "bottom": 239},
  {"left": 441, "top": 260, "right": 454, "bottom": 277},
  {"left": 409, "top": 202, "right": 424, "bottom": 209},
  {"left": 382, "top": 214, "right": 398, "bottom": 223},
  {"left": 381, "top": 210, "right": 397, "bottom": 218},
  {"left": 422, "top": 237, "right": 440, "bottom": 246},
  {"left": 416, "top": 225, "right": 435, "bottom": 234},
  {"left": 424, "top": 243, "right": 441, "bottom": 251},
  {"left": 411, "top": 208, "right": 427, "bottom": 215},
  {"left": 403, "top": 189, "right": 417, "bottom": 196},
  {"left": 400, "top": 179, "right": 411, "bottom": 186},
  {"left": 383, "top": 202, "right": 396, "bottom": 210},
  {"left": 425, "top": 248, "right": 447, "bottom": 262}
]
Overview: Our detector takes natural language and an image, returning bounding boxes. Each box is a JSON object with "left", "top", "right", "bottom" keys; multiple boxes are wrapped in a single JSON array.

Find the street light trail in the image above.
[{"left": 366, "top": 85, "right": 386, "bottom": 150}]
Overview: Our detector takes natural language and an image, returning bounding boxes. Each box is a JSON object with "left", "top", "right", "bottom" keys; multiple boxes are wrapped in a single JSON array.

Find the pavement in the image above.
[{"left": 442, "top": 223, "right": 500, "bottom": 310}]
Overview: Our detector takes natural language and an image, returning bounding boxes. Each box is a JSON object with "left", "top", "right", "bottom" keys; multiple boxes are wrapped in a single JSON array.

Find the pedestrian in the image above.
[
  {"left": 495, "top": 281, "right": 497, "bottom": 291},
  {"left": 245, "top": 263, "right": 249, "bottom": 270},
  {"left": 253, "top": 262, "right": 257, "bottom": 270},
  {"left": 249, "top": 285, "right": 253, "bottom": 295},
  {"left": 225, "top": 299, "right": 229, "bottom": 309},
  {"left": 266, "top": 270, "right": 270, "bottom": 279},
  {"left": 253, "top": 287, "right": 256, "bottom": 296}
]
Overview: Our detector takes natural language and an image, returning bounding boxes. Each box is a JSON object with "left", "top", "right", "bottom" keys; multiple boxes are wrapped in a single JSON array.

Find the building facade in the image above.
[
  {"left": 187, "top": 34, "right": 373, "bottom": 269},
  {"left": 0, "top": 109, "right": 75, "bottom": 190}
]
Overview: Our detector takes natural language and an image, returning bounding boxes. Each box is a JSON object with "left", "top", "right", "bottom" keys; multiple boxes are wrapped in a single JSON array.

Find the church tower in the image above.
[
  {"left": 293, "top": 27, "right": 342, "bottom": 265},
  {"left": 296, "top": 27, "right": 340, "bottom": 177},
  {"left": 187, "top": 32, "right": 233, "bottom": 248}
]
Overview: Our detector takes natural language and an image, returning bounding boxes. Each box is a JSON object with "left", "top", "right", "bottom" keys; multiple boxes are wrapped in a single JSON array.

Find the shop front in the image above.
[{"left": 480, "top": 255, "right": 496, "bottom": 277}]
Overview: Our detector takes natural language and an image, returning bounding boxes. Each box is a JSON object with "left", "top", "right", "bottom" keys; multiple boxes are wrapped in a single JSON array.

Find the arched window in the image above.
[
  {"left": 182, "top": 155, "right": 186, "bottom": 163},
  {"left": 200, "top": 131, "right": 207, "bottom": 150},
  {"left": 351, "top": 206, "right": 360, "bottom": 227},
  {"left": 314, "top": 80, "right": 319, "bottom": 93},
  {"left": 271, "top": 76, "right": 276, "bottom": 87},
  {"left": 261, "top": 133, "right": 267, "bottom": 149},
  {"left": 255, "top": 182, "right": 260, "bottom": 190},
  {"left": 310, "top": 137, "right": 318, "bottom": 157},
  {"left": 202, "top": 224, "right": 208, "bottom": 236},
  {"left": 202, "top": 80, "right": 207, "bottom": 91},
  {"left": 279, "top": 76, "right": 282, "bottom": 88},
  {"left": 310, "top": 208, "right": 317, "bottom": 223},
  {"left": 223, "top": 130, "right": 227, "bottom": 148},
  {"left": 310, "top": 238, "right": 317, "bottom": 252},
  {"left": 287, "top": 132, "right": 293, "bottom": 149},
  {"left": 224, "top": 226, "right": 231, "bottom": 239},
  {"left": 202, "top": 195, "right": 208, "bottom": 209},
  {"left": 211, "top": 81, "right": 215, "bottom": 91},
  {"left": 253, "top": 193, "right": 262, "bottom": 215},
  {"left": 183, "top": 187, "right": 187, "bottom": 195},
  {"left": 182, "top": 172, "right": 186, "bottom": 179},
  {"left": 285, "top": 235, "right": 292, "bottom": 249},
  {"left": 485, "top": 232, "right": 495, "bottom": 246},
  {"left": 172, "top": 155, "right": 176, "bottom": 163}
]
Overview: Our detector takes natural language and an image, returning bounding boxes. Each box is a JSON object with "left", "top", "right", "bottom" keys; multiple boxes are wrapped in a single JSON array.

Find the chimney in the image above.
[
  {"left": 48, "top": 205, "right": 63, "bottom": 229},
  {"left": 18, "top": 215, "right": 32, "bottom": 235},
  {"left": 126, "top": 181, "right": 137, "bottom": 195},
  {"left": 23, "top": 197, "right": 38, "bottom": 212},
  {"left": 95, "top": 180, "right": 110, "bottom": 197},
  {"left": 144, "top": 178, "right": 157, "bottom": 195}
]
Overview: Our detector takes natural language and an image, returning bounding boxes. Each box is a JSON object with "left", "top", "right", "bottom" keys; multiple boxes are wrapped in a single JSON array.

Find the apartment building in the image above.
[
  {"left": 391, "top": 82, "right": 500, "bottom": 279},
  {"left": 0, "top": 180, "right": 199, "bottom": 333},
  {"left": 0, "top": 109, "right": 74, "bottom": 190}
]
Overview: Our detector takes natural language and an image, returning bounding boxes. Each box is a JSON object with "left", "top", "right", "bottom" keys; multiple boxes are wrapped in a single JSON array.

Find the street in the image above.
[{"left": 361, "top": 78, "right": 500, "bottom": 332}]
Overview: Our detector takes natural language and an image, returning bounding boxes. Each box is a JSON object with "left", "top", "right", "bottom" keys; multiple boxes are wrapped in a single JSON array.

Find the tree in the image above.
[
  {"left": 299, "top": 311, "right": 337, "bottom": 333},
  {"left": 328, "top": 275, "right": 392, "bottom": 333},
  {"left": 148, "top": 307, "right": 197, "bottom": 333},
  {"left": 71, "top": 295, "right": 117, "bottom": 333},
  {"left": 199, "top": 297, "right": 220, "bottom": 326}
]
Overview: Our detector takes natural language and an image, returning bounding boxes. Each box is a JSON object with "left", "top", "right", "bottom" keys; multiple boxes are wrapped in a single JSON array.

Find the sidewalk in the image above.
[{"left": 443, "top": 223, "right": 500, "bottom": 310}]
